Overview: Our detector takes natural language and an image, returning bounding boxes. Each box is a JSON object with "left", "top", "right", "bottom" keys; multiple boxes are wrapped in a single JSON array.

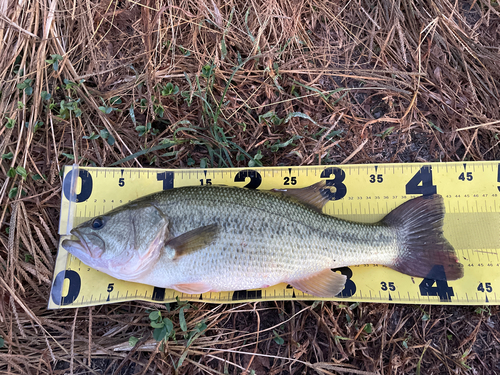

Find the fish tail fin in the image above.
[{"left": 383, "top": 195, "right": 464, "bottom": 281}]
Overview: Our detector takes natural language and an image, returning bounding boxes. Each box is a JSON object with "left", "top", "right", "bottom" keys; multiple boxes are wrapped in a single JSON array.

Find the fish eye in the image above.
[{"left": 91, "top": 217, "right": 104, "bottom": 230}]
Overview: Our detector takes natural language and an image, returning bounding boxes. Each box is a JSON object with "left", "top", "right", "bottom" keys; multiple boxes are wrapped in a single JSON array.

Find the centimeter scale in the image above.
[{"left": 49, "top": 162, "right": 500, "bottom": 309}]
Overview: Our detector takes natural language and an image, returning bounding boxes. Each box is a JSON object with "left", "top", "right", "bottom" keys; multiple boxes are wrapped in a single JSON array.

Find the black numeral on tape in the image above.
[
  {"left": 370, "top": 174, "right": 383, "bottom": 183},
  {"left": 405, "top": 166, "right": 437, "bottom": 196},
  {"left": 477, "top": 283, "right": 493, "bottom": 293},
  {"left": 200, "top": 179, "right": 212, "bottom": 186},
  {"left": 381, "top": 281, "right": 396, "bottom": 291},
  {"left": 234, "top": 170, "right": 262, "bottom": 189},
  {"left": 419, "top": 265, "right": 454, "bottom": 302},
  {"left": 332, "top": 267, "right": 356, "bottom": 297},
  {"left": 458, "top": 172, "right": 473, "bottom": 181},
  {"left": 320, "top": 167, "right": 347, "bottom": 200},
  {"left": 157, "top": 172, "right": 174, "bottom": 190},
  {"left": 232, "top": 290, "right": 262, "bottom": 300},
  {"left": 497, "top": 164, "right": 500, "bottom": 192},
  {"left": 62, "top": 169, "right": 93, "bottom": 203},
  {"left": 152, "top": 287, "right": 166, "bottom": 301},
  {"left": 51, "top": 270, "right": 81, "bottom": 306}
]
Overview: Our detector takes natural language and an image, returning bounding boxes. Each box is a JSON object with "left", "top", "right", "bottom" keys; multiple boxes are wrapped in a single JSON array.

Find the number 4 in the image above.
[
  {"left": 419, "top": 265, "right": 454, "bottom": 302},
  {"left": 406, "top": 166, "right": 437, "bottom": 196}
]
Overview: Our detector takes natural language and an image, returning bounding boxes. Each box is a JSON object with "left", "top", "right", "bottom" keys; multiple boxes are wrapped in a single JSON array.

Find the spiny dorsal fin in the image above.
[
  {"left": 288, "top": 269, "right": 347, "bottom": 297},
  {"left": 167, "top": 224, "right": 219, "bottom": 259},
  {"left": 272, "top": 181, "right": 333, "bottom": 212}
]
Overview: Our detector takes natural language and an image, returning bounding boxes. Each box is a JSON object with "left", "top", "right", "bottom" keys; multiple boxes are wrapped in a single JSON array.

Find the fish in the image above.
[{"left": 61, "top": 182, "right": 464, "bottom": 297}]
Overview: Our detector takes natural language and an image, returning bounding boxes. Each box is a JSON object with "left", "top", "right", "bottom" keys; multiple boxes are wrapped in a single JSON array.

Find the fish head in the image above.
[{"left": 62, "top": 201, "right": 170, "bottom": 281}]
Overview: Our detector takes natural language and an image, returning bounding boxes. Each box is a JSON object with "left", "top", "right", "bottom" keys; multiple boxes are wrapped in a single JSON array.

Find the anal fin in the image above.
[
  {"left": 172, "top": 282, "right": 212, "bottom": 295},
  {"left": 288, "top": 269, "right": 347, "bottom": 297}
]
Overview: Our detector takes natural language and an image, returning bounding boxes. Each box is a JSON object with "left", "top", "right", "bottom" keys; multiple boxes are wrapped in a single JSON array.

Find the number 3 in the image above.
[{"left": 321, "top": 167, "right": 347, "bottom": 200}]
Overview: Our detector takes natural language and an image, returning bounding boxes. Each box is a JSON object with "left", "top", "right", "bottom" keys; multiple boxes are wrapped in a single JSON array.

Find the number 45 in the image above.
[
  {"left": 459, "top": 172, "right": 473, "bottom": 181},
  {"left": 477, "top": 283, "right": 492, "bottom": 292}
]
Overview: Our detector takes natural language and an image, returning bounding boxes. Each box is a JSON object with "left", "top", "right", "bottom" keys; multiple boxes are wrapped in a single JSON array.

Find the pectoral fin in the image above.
[
  {"left": 289, "top": 269, "right": 347, "bottom": 297},
  {"left": 167, "top": 224, "right": 219, "bottom": 259},
  {"left": 272, "top": 181, "right": 333, "bottom": 212}
]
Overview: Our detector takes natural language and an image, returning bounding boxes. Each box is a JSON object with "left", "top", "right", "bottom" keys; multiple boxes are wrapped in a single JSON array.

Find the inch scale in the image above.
[{"left": 49, "top": 162, "right": 500, "bottom": 309}]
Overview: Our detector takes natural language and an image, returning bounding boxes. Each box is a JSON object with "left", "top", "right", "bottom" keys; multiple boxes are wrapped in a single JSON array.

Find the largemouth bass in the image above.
[{"left": 61, "top": 182, "right": 463, "bottom": 297}]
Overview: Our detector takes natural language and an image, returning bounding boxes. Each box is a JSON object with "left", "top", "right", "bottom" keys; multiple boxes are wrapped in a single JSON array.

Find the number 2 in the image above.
[{"left": 234, "top": 170, "right": 262, "bottom": 189}]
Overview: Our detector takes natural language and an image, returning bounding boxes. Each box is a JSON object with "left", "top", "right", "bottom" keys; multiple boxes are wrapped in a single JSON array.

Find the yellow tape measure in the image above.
[{"left": 49, "top": 162, "right": 500, "bottom": 309}]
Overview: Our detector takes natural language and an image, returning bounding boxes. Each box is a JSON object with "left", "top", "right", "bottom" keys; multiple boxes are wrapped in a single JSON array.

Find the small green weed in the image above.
[
  {"left": 161, "top": 82, "right": 179, "bottom": 96},
  {"left": 417, "top": 307, "right": 430, "bottom": 321},
  {"left": 45, "top": 54, "right": 63, "bottom": 71},
  {"left": 5, "top": 117, "right": 16, "bottom": 129},
  {"left": 82, "top": 129, "right": 115, "bottom": 146},
  {"left": 427, "top": 120, "right": 443, "bottom": 133},
  {"left": 375, "top": 126, "right": 395, "bottom": 139},
  {"left": 41, "top": 91, "right": 51, "bottom": 101},
  {"left": 402, "top": 333, "right": 411, "bottom": 349},
  {"left": 146, "top": 300, "right": 207, "bottom": 370},
  {"left": 7, "top": 166, "right": 27, "bottom": 180},
  {"left": 128, "top": 336, "right": 139, "bottom": 347},
  {"left": 15, "top": 166, "right": 27, "bottom": 179},
  {"left": 8, "top": 187, "right": 18, "bottom": 199},
  {"left": 59, "top": 99, "right": 82, "bottom": 119},
  {"left": 98, "top": 96, "right": 122, "bottom": 114},
  {"left": 17, "top": 78, "right": 33, "bottom": 95},
  {"left": 273, "top": 330, "right": 284, "bottom": 345},
  {"left": 2, "top": 152, "right": 14, "bottom": 160},
  {"left": 474, "top": 306, "right": 491, "bottom": 316},
  {"left": 268, "top": 135, "right": 302, "bottom": 152},
  {"left": 136, "top": 122, "right": 159, "bottom": 137},
  {"left": 459, "top": 348, "right": 472, "bottom": 370}
]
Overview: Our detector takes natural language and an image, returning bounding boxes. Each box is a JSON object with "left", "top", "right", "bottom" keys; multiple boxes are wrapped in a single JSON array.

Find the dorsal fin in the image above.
[{"left": 272, "top": 181, "right": 333, "bottom": 212}]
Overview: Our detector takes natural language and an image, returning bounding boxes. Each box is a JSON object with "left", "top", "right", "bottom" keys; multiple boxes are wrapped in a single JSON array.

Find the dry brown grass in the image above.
[{"left": 1, "top": 0, "right": 500, "bottom": 373}]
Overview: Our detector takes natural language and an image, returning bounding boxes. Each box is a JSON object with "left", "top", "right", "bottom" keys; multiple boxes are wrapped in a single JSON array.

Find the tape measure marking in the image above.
[{"left": 49, "top": 162, "right": 500, "bottom": 308}]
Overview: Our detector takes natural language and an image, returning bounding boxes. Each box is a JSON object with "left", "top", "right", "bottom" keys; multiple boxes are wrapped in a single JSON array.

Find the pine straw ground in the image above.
[{"left": 1, "top": 0, "right": 500, "bottom": 373}]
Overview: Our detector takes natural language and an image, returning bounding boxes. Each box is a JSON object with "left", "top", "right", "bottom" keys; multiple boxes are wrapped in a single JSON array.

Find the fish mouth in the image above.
[{"left": 62, "top": 229, "right": 104, "bottom": 258}]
